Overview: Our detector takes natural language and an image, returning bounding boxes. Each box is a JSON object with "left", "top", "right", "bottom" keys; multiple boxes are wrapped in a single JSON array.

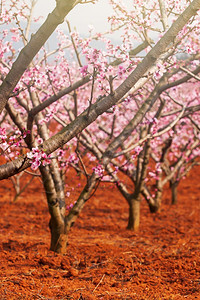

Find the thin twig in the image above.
[
  {"left": 66, "top": 20, "right": 83, "bottom": 67},
  {"left": 180, "top": 66, "right": 200, "bottom": 81},
  {"left": 86, "top": 67, "right": 96, "bottom": 119},
  {"left": 159, "top": 0, "right": 168, "bottom": 31},
  {"left": 76, "top": 149, "right": 89, "bottom": 179},
  {"left": 92, "top": 274, "right": 106, "bottom": 293}
]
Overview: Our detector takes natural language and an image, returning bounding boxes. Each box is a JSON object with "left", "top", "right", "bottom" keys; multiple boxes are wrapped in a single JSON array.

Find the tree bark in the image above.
[
  {"left": 148, "top": 200, "right": 160, "bottom": 213},
  {"left": 127, "top": 198, "right": 140, "bottom": 231},
  {"left": 170, "top": 180, "right": 178, "bottom": 205},
  {"left": 49, "top": 218, "right": 68, "bottom": 254},
  {"left": 39, "top": 165, "right": 67, "bottom": 253},
  {"left": 152, "top": 188, "right": 163, "bottom": 213}
]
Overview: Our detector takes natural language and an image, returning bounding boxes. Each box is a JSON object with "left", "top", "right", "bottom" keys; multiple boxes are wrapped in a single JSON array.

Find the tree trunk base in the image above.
[
  {"left": 127, "top": 199, "right": 140, "bottom": 231},
  {"left": 149, "top": 203, "right": 160, "bottom": 213},
  {"left": 50, "top": 233, "right": 68, "bottom": 254}
]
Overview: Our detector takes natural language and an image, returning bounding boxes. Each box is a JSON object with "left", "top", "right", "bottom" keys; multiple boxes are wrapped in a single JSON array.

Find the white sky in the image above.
[{"left": 34, "top": 0, "right": 116, "bottom": 33}]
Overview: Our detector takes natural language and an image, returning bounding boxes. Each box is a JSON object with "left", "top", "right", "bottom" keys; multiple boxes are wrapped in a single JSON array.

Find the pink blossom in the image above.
[
  {"left": 92, "top": 164, "right": 104, "bottom": 177},
  {"left": 117, "top": 65, "right": 126, "bottom": 79},
  {"left": 80, "top": 65, "right": 88, "bottom": 77},
  {"left": 27, "top": 147, "right": 51, "bottom": 170},
  {"left": 135, "top": 146, "right": 143, "bottom": 155},
  {"left": 66, "top": 192, "right": 70, "bottom": 198}
]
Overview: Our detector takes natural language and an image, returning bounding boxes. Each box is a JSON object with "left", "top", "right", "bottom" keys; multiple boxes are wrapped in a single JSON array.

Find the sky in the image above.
[{"left": 34, "top": 0, "right": 116, "bottom": 33}]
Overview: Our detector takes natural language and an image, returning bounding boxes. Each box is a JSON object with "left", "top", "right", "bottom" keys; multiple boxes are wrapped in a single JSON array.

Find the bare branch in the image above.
[
  {"left": 66, "top": 20, "right": 83, "bottom": 67},
  {"left": 159, "top": 0, "right": 168, "bottom": 30},
  {"left": 180, "top": 66, "right": 200, "bottom": 81},
  {"left": 113, "top": 107, "right": 186, "bottom": 158},
  {"left": 86, "top": 67, "right": 96, "bottom": 119}
]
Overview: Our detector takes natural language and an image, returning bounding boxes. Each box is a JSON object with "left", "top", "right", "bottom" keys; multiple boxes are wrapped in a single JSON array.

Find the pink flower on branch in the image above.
[
  {"left": 27, "top": 147, "right": 51, "bottom": 171},
  {"left": 92, "top": 164, "right": 104, "bottom": 177},
  {"left": 80, "top": 65, "right": 88, "bottom": 77}
]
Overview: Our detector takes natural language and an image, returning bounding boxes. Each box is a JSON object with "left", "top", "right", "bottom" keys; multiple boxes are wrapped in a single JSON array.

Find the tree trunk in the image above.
[
  {"left": 148, "top": 201, "right": 160, "bottom": 213},
  {"left": 127, "top": 198, "right": 140, "bottom": 231},
  {"left": 148, "top": 193, "right": 161, "bottom": 213},
  {"left": 49, "top": 218, "right": 68, "bottom": 254},
  {"left": 39, "top": 164, "right": 67, "bottom": 253},
  {"left": 148, "top": 187, "right": 163, "bottom": 213},
  {"left": 29, "top": 90, "right": 67, "bottom": 253},
  {"left": 142, "top": 187, "right": 161, "bottom": 213},
  {"left": 170, "top": 181, "right": 178, "bottom": 205}
]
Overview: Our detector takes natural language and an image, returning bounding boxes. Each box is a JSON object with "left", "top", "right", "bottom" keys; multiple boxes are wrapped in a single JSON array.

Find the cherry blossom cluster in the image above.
[
  {"left": 0, "top": 127, "right": 30, "bottom": 158},
  {"left": 27, "top": 147, "right": 51, "bottom": 171},
  {"left": 92, "top": 164, "right": 104, "bottom": 177}
]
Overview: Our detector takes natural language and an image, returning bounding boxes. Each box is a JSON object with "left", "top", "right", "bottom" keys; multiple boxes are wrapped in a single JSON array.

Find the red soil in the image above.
[{"left": 0, "top": 166, "right": 200, "bottom": 299}]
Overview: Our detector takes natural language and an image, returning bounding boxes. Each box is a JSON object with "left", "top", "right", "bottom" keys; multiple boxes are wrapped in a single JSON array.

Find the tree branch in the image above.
[
  {"left": 1, "top": 0, "right": 200, "bottom": 179},
  {"left": 0, "top": 0, "right": 81, "bottom": 114}
]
